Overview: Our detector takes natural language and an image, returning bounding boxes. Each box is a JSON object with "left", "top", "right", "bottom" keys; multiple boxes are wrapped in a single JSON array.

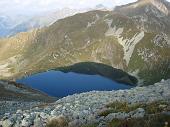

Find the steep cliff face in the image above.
[{"left": 0, "top": 0, "right": 169, "bottom": 85}]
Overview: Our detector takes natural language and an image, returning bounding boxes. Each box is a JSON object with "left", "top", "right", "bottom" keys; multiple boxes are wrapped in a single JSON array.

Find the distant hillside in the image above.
[
  {"left": 0, "top": 6, "right": 111, "bottom": 37},
  {"left": 0, "top": 15, "right": 28, "bottom": 37},
  {"left": 0, "top": 8, "right": 88, "bottom": 37},
  {"left": 0, "top": 0, "right": 169, "bottom": 85}
]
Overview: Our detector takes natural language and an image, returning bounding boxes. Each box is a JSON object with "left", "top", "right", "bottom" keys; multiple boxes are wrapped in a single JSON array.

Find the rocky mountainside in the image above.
[
  {"left": 0, "top": 79, "right": 169, "bottom": 127},
  {"left": 0, "top": 80, "right": 55, "bottom": 118},
  {"left": 0, "top": 80, "right": 54, "bottom": 102},
  {"left": 0, "top": 0, "right": 169, "bottom": 85},
  {"left": 114, "top": 0, "right": 170, "bottom": 33}
]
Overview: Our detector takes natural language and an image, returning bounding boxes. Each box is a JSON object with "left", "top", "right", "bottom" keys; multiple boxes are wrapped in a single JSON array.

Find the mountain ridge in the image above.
[{"left": 0, "top": 2, "right": 169, "bottom": 85}]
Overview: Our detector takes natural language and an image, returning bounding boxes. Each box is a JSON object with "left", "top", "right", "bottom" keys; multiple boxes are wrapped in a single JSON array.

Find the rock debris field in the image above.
[{"left": 0, "top": 79, "right": 170, "bottom": 127}]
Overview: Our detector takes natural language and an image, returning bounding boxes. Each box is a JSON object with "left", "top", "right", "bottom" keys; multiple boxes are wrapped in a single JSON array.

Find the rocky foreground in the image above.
[
  {"left": 0, "top": 79, "right": 170, "bottom": 127},
  {"left": 0, "top": 80, "right": 55, "bottom": 118}
]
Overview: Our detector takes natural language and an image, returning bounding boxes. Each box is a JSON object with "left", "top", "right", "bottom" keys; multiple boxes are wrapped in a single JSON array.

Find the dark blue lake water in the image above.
[{"left": 17, "top": 71, "right": 131, "bottom": 97}]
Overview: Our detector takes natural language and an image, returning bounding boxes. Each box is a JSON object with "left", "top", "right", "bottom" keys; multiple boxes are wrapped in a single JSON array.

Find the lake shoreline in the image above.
[{"left": 17, "top": 70, "right": 133, "bottom": 97}]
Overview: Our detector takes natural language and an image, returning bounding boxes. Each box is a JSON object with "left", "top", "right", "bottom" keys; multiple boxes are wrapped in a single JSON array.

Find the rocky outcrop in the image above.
[
  {"left": 0, "top": 80, "right": 55, "bottom": 118},
  {"left": 0, "top": 80, "right": 55, "bottom": 102},
  {"left": 0, "top": 79, "right": 169, "bottom": 127}
]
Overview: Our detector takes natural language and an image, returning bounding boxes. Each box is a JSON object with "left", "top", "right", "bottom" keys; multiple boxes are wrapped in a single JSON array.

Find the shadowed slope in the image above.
[{"left": 56, "top": 62, "right": 138, "bottom": 86}]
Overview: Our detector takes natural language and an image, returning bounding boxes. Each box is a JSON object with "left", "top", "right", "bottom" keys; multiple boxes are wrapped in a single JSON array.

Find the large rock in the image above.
[
  {"left": 105, "top": 112, "right": 129, "bottom": 122},
  {"left": 129, "top": 108, "right": 145, "bottom": 118}
]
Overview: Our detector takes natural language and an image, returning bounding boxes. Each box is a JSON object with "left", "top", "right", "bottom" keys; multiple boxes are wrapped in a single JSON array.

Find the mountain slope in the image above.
[
  {"left": 0, "top": 80, "right": 55, "bottom": 118},
  {"left": 114, "top": 0, "right": 170, "bottom": 33},
  {"left": 0, "top": 80, "right": 55, "bottom": 102},
  {"left": 0, "top": 0, "right": 169, "bottom": 85}
]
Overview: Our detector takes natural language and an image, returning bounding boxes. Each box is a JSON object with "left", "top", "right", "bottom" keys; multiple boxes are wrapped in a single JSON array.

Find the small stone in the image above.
[
  {"left": 68, "top": 119, "right": 81, "bottom": 127},
  {"left": 86, "top": 115, "right": 97, "bottom": 124},
  {"left": 2, "top": 119, "right": 13, "bottom": 127},
  {"left": 161, "top": 79, "right": 165, "bottom": 82},
  {"left": 2, "top": 113, "right": 10, "bottom": 120},
  {"left": 13, "top": 121, "right": 20, "bottom": 127},
  {"left": 21, "top": 118, "right": 32, "bottom": 127},
  {"left": 159, "top": 104, "right": 167, "bottom": 109},
  {"left": 40, "top": 112, "right": 48, "bottom": 119},
  {"left": 0, "top": 120, "right": 3, "bottom": 126},
  {"left": 105, "top": 112, "right": 129, "bottom": 122},
  {"left": 55, "top": 104, "right": 62, "bottom": 109},
  {"left": 62, "top": 106, "right": 66, "bottom": 110},
  {"left": 130, "top": 108, "right": 145, "bottom": 118},
  {"left": 165, "top": 121, "right": 168, "bottom": 126},
  {"left": 34, "top": 118, "right": 44, "bottom": 127},
  {"left": 98, "top": 122, "right": 107, "bottom": 127},
  {"left": 50, "top": 109, "right": 58, "bottom": 116},
  {"left": 23, "top": 113, "right": 29, "bottom": 118},
  {"left": 16, "top": 110, "right": 22, "bottom": 114},
  {"left": 44, "top": 107, "right": 52, "bottom": 113},
  {"left": 83, "top": 110, "right": 89, "bottom": 114}
]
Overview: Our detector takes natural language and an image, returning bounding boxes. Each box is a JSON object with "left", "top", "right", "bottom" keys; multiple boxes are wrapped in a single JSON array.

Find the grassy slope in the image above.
[
  {"left": 128, "top": 33, "right": 170, "bottom": 85},
  {"left": 0, "top": 10, "right": 169, "bottom": 86}
]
